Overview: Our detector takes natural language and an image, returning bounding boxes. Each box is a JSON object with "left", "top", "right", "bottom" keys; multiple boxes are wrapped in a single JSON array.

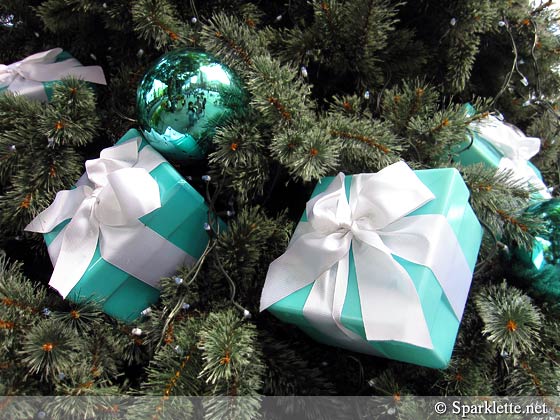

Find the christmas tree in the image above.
[{"left": 0, "top": 0, "right": 559, "bottom": 416}]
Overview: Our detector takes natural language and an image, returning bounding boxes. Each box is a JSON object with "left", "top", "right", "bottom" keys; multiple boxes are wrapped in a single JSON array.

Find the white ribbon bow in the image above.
[
  {"left": 25, "top": 138, "right": 193, "bottom": 298},
  {"left": 471, "top": 116, "right": 551, "bottom": 198},
  {"left": 0, "top": 48, "right": 106, "bottom": 101},
  {"left": 260, "top": 162, "right": 472, "bottom": 350}
]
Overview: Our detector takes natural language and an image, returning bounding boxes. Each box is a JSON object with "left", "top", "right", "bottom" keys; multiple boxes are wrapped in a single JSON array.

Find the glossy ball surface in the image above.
[{"left": 137, "top": 49, "right": 247, "bottom": 159}]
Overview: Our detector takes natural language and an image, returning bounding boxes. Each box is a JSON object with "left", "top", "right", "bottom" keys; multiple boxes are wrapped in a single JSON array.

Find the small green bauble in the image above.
[
  {"left": 523, "top": 198, "right": 560, "bottom": 269},
  {"left": 513, "top": 198, "right": 560, "bottom": 299},
  {"left": 137, "top": 49, "right": 248, "bottom": 159}
]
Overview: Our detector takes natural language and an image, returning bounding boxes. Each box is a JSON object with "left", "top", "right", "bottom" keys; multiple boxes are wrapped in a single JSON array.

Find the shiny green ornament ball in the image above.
[
  {"left": 524, "top": 198, "right": 560, "bottom": 269},
  {"left": 514, "top": 198, "right": 560, "bottom": 299},
  {"left": 137, "top": 49, "right": 248, "bottom": 159}
]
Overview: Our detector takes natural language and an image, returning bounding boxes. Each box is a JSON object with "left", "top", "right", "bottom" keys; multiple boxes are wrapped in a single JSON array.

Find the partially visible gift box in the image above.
[
  {"left": 260, "top": 162, "right": 483, "bottom": 369},
  {"left": 453, "top": 105, "right": 554, "bottom": 270},
  {"left": 0, "top": 48, "right": 106, "bottom": 102},
  {"left": 451, "top": 104, "right": 551, "bottom": 199},
  {"left": 26, "top": 129, "right": 214, "bottom": 322}
]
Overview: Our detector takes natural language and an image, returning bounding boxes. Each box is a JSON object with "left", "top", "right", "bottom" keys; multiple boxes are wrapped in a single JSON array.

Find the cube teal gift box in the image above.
[
  {"left": 0, "top": 48, "right": 106, "bottom": 102},
  {"left": 260, "top": 162, "right": 483, "bottom": 369},
  {"left": 452, "top": 105, "right": 551, "bottom": 269},
  {"left": 451, "top": 104, "right": 550, "bottom": 200},
  {"left": 25, "top": 129, "right": 212, "bottom": 322}
]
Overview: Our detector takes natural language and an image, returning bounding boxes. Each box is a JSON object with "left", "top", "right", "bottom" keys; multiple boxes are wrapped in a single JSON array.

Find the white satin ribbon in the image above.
[
  {"left": 25, "top": 138, "right": 194, "bottom": 297},
  {"left": 471, "top": 116, "right": 551, "bottom": 198},
  {"left": 0, "top": 48, "right": 106, "bottom": 101},
  {"left": 260, "top": 161, "right": 472, "bottom": 350}
]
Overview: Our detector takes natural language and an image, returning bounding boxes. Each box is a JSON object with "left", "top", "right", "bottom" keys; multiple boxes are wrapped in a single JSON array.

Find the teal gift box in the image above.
[
  {"left": 266, "top": 167, "right": 483, "bottom": 369},
  {"left": 450, "top": 104, "right": 503, "bottom": 168},
  {"left": 33, "top": 129, "right": 211, "bottom": 322},
  {"left": 451, "top": 104, "right": 548, "bottom": 198},
  {"left": 454, "top": 105, "right": 550, "bottom": 269},
  {"left": 0, "top": 48, "right": 106, "bottom": 102}
]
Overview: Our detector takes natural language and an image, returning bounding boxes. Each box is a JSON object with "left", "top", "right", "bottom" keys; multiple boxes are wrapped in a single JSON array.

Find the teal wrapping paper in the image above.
[
  {"left": 267, "top": 168, "right": 483, "bottom": 369},
  {"left": 40, "top": 129, "right": 211, "bottom": 321}
]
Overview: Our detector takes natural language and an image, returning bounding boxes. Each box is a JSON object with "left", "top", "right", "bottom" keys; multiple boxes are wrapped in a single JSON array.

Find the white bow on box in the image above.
[
  {"left": 0, "top": 48, "right": 106, "bottom": 102},
  {"left": 25, "top": 138, "right": 194, "bottom": 298},
  {"left": 471, "top": 115, "right": 551, "bottom": 199},
  {"left": 260, "top": 162, "right": 473, "bottom": 350}
]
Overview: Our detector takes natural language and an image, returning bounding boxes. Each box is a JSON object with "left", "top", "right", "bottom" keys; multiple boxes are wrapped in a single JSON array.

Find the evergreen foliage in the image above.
[
  {"left": 0, "top": 0, "right": 559, "bottom": 412},
  {"left": 0, "top": 78, "right": 98, "bottom": 235},
  {"left": 475, "top": 281, "right": 543, "bottom": 360}
]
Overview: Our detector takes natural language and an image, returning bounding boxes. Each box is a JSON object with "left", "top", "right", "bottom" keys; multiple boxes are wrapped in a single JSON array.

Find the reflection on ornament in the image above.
[
  {"left": 526, "top": 198, "right": 560, "bottom": 269},
  {"left": 137, "top": 49, "right": 248, "bottom": 159}
]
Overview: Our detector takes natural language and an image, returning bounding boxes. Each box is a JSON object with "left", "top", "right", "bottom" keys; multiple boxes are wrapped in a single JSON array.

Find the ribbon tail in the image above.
[
  {"left": 515, "top": 136, "right": 541, "bottom": 160},
  {"left": 46, "top": 224, "right": 65, "bottom": 266},
  {"left": 303, "top": 260, "right": 352, "bottom": 340},
  {"left": 55, "top": 65, "right": 107, "bottom": 85},
  {"left": 303, "top": 252, "right": 385, "bottom": 355},
  {"left": 380, "top": 214, "right": 472, "bottom": 321},
  {"left": 20, "top": 48, "right": 63, "bottom": 64},
  {"left": 49, "top": 199, "right": 99, "bottom": 298},
  {"left": 353, "top": 239, "right": 433, "bottom": 349},
  {"left": 25, "top": 186, "right": 91, "bottom": 233},
  {"left": 20, "top": 59, "right": 106, "bottom": 85}
]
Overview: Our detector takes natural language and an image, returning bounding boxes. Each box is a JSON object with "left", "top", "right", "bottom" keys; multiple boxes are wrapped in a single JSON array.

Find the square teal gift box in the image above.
[
  {"left": 0, "top": 48, "right": 106, "bottom": 102},
  {"left": 453, "top": 105, "right": 550, "bottom": 269},
  {"left": 260, "top": 162, "right": 483, "bottom": 369},
  {"left": 25, "top": 129, "right": 212, "bottom": 322},
  {"left": 450, "top": 104, "right": 550, "bottom": 200}
]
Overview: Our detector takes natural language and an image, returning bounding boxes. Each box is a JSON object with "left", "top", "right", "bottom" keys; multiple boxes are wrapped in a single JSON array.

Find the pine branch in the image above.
[
  {"left": 0, "top": 79, "right": 98, "bottom": 235},
  {"left": 140, "top": 316, "right": 203, "bottom": 401},
  {"left": 443, "top": 0, "right": 505, "bottom": 93},
  {"left": 503, "top": 357, "right": 560, "bottom": 396},
  {"left": 199, "top": 13, "right": 269, "bottom": 74},
  {"left": 19, "top": 320, "right": 80, "bottom": 381},
  {"left": 323, "top": 110, "right": 401, "bottom": 173},
  {"left": 381, "top": 80, "right": 440, "bottom": 138},
  {"left": 527, "top": 108, "right": 560, "bottom": 191},
  {"left": 200, "top": 13, "right": 339, "bottom": 182},
  {"left": 50, "top": 300, "right": 106, "bottom": 336},
  {"left": 198, "top": 309, "right": 263, "bottom": 396},
  {"left": 475, "top": 281, "right": 543, "bottom": 361},
  {"left": 36, "top": 0, "right": 99, "bottom": 33},
  {"left": 131, "top": 0, "right": 191, "bottom": 49},
  {"left": 206, "top": 207, "right": 292, "bottom": 314},
  {"left": 209, "top": 120, "right": 270, "bottom": 205},
  {"left": 461, "top": 164, "right": 545, "bottom": 252}
]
